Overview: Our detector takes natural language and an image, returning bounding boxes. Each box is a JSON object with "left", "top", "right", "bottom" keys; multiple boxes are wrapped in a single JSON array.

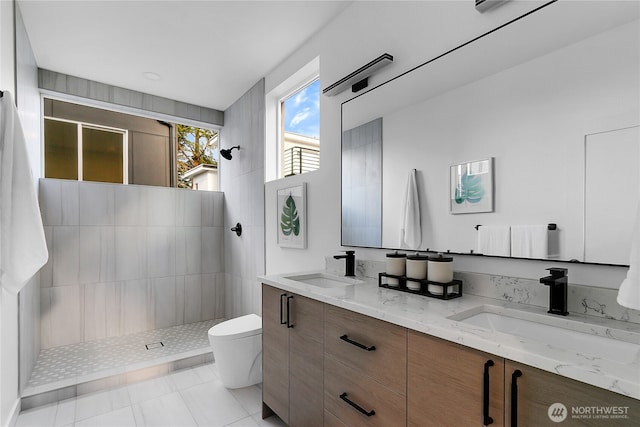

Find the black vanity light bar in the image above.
[{"left": 322, "top": 53, "right": 393, "bottom": 96}]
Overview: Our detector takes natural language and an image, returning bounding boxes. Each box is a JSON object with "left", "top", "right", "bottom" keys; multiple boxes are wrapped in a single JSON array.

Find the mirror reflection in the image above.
[{"left": 341, "top": 1, "right": 640, "bottom": 264}]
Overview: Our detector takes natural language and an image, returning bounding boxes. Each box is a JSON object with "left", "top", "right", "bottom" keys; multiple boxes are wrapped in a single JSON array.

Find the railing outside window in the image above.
[{"left": 283, "top": 146, "right": 320, "bottom": 177}]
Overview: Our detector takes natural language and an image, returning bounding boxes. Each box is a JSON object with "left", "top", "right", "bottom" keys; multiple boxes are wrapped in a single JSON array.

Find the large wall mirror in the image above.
[{"left": 341, "top": 1, "right": 640, "bottom": 265}]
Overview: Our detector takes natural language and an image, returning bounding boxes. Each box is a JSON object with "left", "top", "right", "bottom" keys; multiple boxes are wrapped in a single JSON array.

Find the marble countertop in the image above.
[{"left": 259, "top": 271, "right": 640, "bottom": 400}]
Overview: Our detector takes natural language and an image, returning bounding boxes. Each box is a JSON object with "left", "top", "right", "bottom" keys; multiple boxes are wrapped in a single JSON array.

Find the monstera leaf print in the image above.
[
  {"left": 280, "top": 195, "right": 300, "bottom": 236},
  {"left": 455, "top": 172, "right": 485, "bottom": 204}
]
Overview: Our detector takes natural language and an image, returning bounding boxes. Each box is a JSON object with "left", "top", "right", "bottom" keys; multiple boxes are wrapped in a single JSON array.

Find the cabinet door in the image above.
[
  {"left": 325, "top": 305, "right": 407, "bottom": 395},
  {"left": 408, "top": 330, "right": 505, "bottom": 427},
  {"left": 290, "top": 295, "right": 324, "bottom": 427},
  {"left": 505, "top": 361, "right": 640, "bottom": 427},
  {"left": 262, "top": 284, "right": 290, "bottom": 424}
]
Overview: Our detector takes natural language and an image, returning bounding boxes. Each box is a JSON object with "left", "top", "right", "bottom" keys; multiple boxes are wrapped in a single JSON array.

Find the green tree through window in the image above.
[{"left": 177, "top": 125, "right": 218, "bottom": 188}]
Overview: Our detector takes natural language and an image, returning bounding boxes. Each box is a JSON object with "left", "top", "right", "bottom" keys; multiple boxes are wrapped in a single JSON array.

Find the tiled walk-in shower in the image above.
[{"left": 23, "top": 320, "right": 223, "bottom": 409}]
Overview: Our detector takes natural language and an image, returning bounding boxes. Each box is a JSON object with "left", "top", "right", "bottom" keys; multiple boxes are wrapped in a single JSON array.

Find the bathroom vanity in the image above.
[{"left": 260, "top": 273, "right": 640, "bottom": 427}]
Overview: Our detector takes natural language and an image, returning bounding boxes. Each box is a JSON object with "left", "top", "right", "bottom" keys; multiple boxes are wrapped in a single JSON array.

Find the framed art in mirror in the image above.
[{"left": 450, "top": 158, "right": 494, "bottom": 214}]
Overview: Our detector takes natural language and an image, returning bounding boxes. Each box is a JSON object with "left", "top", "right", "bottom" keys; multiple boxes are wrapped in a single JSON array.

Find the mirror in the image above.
[{"left": 341, "top": 1, "right": 640, "bottom": 265}]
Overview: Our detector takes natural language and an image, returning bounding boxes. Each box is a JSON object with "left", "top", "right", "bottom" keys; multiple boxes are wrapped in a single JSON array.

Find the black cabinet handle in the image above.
[
  {"left": 279, "top": 293, "right": 287, "bottom": 325},
  {"left": 339, "top": 335, "right": 376, "bottom": 351},
  {"left": 286, "top": 296, "right": 294, "bottom": 328},
  {"left": 483, "top": 360, "right": 494, "bottom": 426},
  {"left": 511, "top": 370, "right": 523, "bottom": 427},
  {"left": 339, "top": 393, "right": 375, "bottom": 417}
]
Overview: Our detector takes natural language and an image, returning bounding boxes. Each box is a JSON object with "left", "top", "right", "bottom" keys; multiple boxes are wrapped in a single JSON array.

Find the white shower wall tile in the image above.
[
  {"left": 115, "top": 226, "right": 147, "bottom": 281},
  {"left": 41, "top": 226, "right": 53, "bottom": 287},
  {"left": 49, "top": 285, "right": 84, "bottom": 347},
  {"left": 201, "top": 227, "right": 224, "bottom": 273},
  {"left": 175, "top": 189, "right": 201, "bottom": 226},
  {"left": 151, "top": 277, "right": 177, "bottom": 329},
  {"left": 39, "top": 179, "right": 79, "bottom": 226},
  {"left": 146, "top": 227, "right": 176, "bottom": 278},
  {"left": 79, "top": 227, "right": 116, "bottom": 284},
  {"left": 122, "top": 280, "right": 150, "bottom": 335},
  {"left": 146, "top": 187, "right": 175, "bottom": 226},
  {"left": 79, "top": 182, "right": 115, "bottom": 226},
  {"left": 114, "top": 184, "right": 147, "bottom": 226},
  {"left": 39, "top": 180, "right": 227, "bottom": 350},
  {"left": 175, "top": 227, "right": 201, "bottom": 276},
  {"left": 184, "top": 275, "right": 202, "bottom": 324},
  {"left": 52, "top": 226, "right": 79, "bottom": 286}
]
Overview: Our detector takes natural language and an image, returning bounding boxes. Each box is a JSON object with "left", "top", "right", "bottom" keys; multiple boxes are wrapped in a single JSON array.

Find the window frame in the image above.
[
  {"left": 276, "top": 76, "right": 320, "bottom": 179},
  {"left": 43, "top": 116, "right": 129, "bottom": 184}
]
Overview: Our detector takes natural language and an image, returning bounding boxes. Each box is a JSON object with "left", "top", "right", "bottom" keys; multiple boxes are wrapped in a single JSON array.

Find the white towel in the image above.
[
  {"left": 400, "top": 169, "right": 421, "bottom": 249},
  {"left": 477, "top": 226, "right": 511, "bottom": 256},
  {"left": 510, "top": 225, "right": 548, "bottom": 258},
  {"left": 0, "top": 91, "right": 48, "bottom": 294},
  {"left": 618, "top": 202, "right": 640, "bottom": 310}
]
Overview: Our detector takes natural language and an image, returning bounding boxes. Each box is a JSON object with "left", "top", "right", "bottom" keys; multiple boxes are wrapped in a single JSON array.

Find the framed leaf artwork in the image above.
[
  {"left": 450, "top": 158, "right": 494, "bottom": 214},
  {"left": 277, "top": 183, "right": 307, "bottom": 248}
]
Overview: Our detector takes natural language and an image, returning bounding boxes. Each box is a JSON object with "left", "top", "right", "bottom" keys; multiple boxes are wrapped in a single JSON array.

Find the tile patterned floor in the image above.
[
  {"left": 27, "top": 320, "right": 222, "bottom": 391},
  {"left": 17, "top": 363, "right": 286, "bottom": 427}
]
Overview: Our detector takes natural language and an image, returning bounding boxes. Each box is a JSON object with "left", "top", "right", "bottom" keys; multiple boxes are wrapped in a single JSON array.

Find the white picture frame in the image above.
[
  {"left": 277, "top": 183, "right": 307, "bottom": 248},
  {"left": 450, "top": 157, "right": 494, "bottom": 214}
]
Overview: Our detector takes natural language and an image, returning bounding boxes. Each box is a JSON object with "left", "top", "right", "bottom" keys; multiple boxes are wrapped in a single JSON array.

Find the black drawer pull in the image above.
[
  {"left": 483, "top": 360, "right": 494, "bottom": 426},
  {"left": 286, "top": 295, "right": 294, "bottom": 328},
  {"left": 340, "top": 334, "right": 376, "bottom": 351},
  {"left": 339, "top": 392, "right": 375, "bottom": 417},
  {"left": 279, "top": 293, "right": 287, "bottom": 325},
  {"left": 511, "top": 369, "right": 523, "bottom": 427}
]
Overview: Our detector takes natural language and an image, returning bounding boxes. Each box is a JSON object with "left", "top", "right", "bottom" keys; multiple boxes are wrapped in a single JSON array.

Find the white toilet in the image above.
[{"left": 208, "top": 314, "right": 262, "bottom": 389}]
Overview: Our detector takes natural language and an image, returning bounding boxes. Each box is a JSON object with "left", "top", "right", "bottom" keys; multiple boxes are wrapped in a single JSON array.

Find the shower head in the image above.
[{"left": 220, "top": 145, "right": 240, "bottom": 160}]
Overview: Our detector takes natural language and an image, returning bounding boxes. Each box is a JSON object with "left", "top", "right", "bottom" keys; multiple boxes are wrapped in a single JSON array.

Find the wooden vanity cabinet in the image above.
[
  {"left": 262, "top": 284, "right": 324, "bottom": 427},
  {"left": 505, "top": 361, "right": 640, "bottom": 427},
  {"left": 324, "top": 305, "right": 407, "bottom": 426},
  {"left": 408, "top": 330, "right": 505, "bottom": 427}
]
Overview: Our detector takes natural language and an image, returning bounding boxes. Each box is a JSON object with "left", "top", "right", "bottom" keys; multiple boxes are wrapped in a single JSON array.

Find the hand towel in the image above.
[
  {"left": 618, "top": 202, "right": 640, "bottom": 310},
  {"left": 0, "top": 91, "right": 49, "bottom": 294},
  {"left": 400, "top": 169, "right": 421, "bottom": 249},
  {"left": 477, "top": 226, "right": 511, "bottom": 256},
  {"left": 510, "top": 225, "right": 548, "bottom": 258}
]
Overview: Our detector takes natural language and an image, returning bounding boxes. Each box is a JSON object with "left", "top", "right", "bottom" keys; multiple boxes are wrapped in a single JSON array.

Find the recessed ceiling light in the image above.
[{"left": 143, "top": 72, "right": 161, "bottom": 81}]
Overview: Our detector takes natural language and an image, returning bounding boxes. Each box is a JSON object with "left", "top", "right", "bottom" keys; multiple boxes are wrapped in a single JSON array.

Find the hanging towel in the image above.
[
  {"left": 400, "top": 169, "right": 421, "bottom": 249},
  {"left": 510, "top": 225, "right": 548, "bottom": 258},
  {"left": 618, "top": 202, "right": 640, "bottom": 310},
  {"left": 477, "top": 226, "right": 511, "bottom": 256},
  {"left": 0, "top": 91, "right": 48, "bottom": 294}
]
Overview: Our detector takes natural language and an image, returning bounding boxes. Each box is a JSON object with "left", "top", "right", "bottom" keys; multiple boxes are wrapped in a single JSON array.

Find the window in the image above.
[
  {"left": 279, "top": 78, "right": 320, "bottom": 178},
  {"left": 44, "top": 117, "right": 127, "bottom": 184}
]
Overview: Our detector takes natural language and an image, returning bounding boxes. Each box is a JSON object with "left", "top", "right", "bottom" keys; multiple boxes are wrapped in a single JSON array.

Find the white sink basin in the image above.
[
  {"left": 449, "top": 305, "right": 640, "bottom": 364},
  {"left": 283, "top": 272, "right": 360, "bottom": 289}
]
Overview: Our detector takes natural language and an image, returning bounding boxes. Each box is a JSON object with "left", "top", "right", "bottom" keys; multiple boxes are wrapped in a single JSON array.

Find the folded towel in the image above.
[
  {"left": 510, "top": 225, "right": 548, "bottom": 258},
  {"left": 0, "top": 91, "right": 49, "bottom": 294},
  {"left": 618, "top": 203, "right": 640, "bottom": 310},
  {"left": 477, "top": 226, "right": 511, "bottom": 256},
  {"left": 400, "top": 169, "right": 421, "bottom": 249}
]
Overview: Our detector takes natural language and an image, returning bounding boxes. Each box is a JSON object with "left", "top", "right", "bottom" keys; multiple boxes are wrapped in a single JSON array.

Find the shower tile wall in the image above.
[
  {"left": 220, "top": 79, "right": 265, "bottom": 318},
  {"left": 39, "top": 179, "right": 225, "bottom": 349}
]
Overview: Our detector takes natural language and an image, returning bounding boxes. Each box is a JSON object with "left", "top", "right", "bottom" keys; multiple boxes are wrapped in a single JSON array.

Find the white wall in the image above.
[
  {"left": 264, "top": 1, "right": 633, "bottom": 289},
  {"left": 264, "top": 0, "right": 548, "bottom": 275}
]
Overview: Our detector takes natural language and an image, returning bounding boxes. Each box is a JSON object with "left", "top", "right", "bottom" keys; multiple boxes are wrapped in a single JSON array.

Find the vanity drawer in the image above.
[
  {"left": 324, "top": 356, "right": 406, "bottom": 427},
  {"left": 324, "top": 305, "right": 407, "bottom": 395}
]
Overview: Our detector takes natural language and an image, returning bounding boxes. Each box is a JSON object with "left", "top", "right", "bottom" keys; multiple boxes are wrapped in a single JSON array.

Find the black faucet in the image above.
[
  {"left": 540, "top": 268, "right": 569, "bottom": 316},
  {"left": 334, "top": 250, "right": 355, "bottom": 277}
]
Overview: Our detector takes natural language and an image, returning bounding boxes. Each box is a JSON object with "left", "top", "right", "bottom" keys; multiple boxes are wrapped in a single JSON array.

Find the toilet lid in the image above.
[{"left": 208, "top": 314, "right": 262, "bottom": 340}]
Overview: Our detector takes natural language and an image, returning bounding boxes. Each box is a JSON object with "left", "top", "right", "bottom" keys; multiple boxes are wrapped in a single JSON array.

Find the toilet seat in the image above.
[{"left": 208, "top": 313, "right": 261, "bottom": 341}]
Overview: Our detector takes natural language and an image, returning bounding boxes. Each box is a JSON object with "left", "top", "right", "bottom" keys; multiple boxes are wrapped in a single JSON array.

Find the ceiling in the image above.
[{"left": 18, "top": 0, "right": 350, "bottom": 111}]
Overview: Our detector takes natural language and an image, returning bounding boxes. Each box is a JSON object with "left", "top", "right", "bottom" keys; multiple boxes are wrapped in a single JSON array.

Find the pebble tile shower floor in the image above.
[{"left": 25, "top": 320, "right": 223, "bottom": 399}]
